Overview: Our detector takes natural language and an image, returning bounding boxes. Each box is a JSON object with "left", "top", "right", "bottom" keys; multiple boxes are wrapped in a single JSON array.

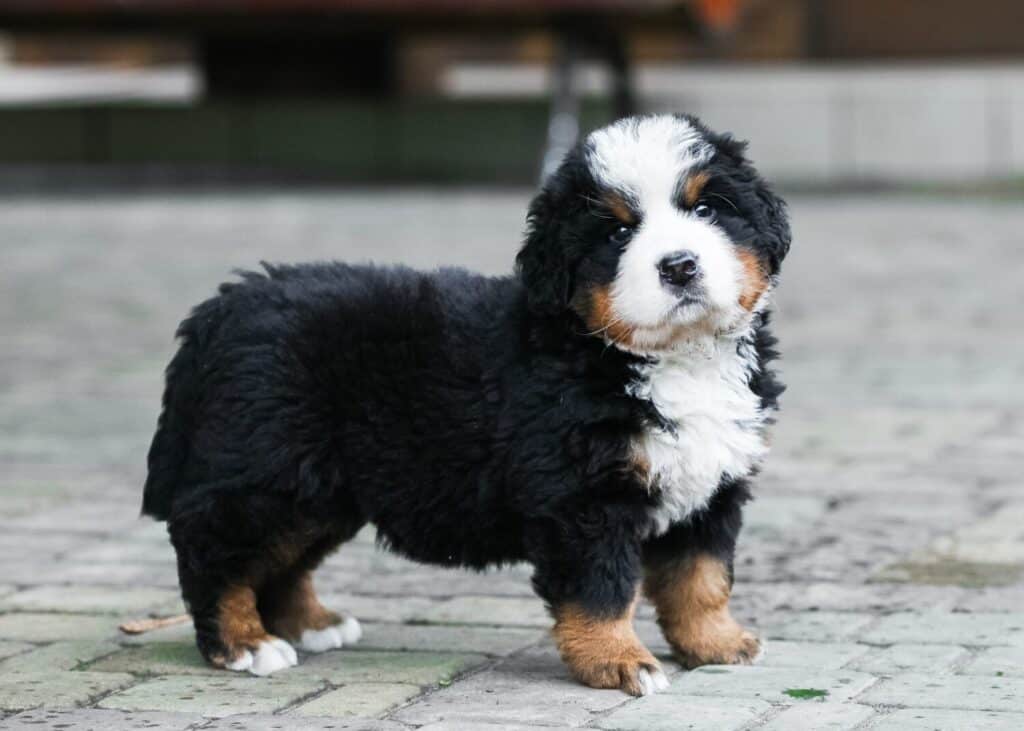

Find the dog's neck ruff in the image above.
[{"left": 627, "top": 326, "right": 768, "bottom": 538}]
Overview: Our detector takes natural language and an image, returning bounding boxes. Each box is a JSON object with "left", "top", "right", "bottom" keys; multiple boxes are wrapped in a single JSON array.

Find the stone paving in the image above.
[{"left": 1, "top": 190, "right": 1023, "bottom": 730}]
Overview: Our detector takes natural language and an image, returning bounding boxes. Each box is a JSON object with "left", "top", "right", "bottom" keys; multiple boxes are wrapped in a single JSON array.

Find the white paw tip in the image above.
[
  {"left": 752, "top": 639, "right": 766, "bottom": 664},
  {"left": 225, "top": 649, "right": 253, "bottom": 672},
  {"left": 339, "top": 615, "right": 362, "bottom": 645},
  {"left": 638, "top": 668, "right": 667, "bottom": 696},
  {"left": 269, "top": 637, "right": 298, "bottom": 666},
  {"left": 300, "top": 625, "right": 343, "bottom": 653},
  {"left": 248, "top": 639, "right": 297, "bottom": 676}
]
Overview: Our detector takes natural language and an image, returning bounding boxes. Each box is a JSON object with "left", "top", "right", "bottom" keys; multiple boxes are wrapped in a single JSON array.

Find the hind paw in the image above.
[
  {"left": 299, "top": 616, "right": 362, "bottom": 653},
  {"left": 225, "top": 637, "right": 298, "bottom": 676}
]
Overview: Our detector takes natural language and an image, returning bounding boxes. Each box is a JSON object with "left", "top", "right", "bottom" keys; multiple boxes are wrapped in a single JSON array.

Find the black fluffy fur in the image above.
[{"left": 143, "top": 113, "right": 789, "bottom": 673}]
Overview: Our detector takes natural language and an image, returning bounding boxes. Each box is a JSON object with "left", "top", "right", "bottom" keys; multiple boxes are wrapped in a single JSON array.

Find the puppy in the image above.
[{"left": 143, "top": 114, "right": 790, "bottom": 695}]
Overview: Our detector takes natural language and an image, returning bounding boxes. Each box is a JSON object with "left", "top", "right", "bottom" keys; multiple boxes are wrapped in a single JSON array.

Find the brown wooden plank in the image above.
[{"left": 0, "top": 0, "right": 682, "bottom": 14}]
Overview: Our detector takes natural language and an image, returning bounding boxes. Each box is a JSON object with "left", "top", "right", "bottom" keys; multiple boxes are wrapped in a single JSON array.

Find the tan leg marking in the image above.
[
  {"left": 262, "top": 572, "right": 341, "bottom": 642},
  {"left": 645, "top": 554, "right": 760, "bottom": 669},
  {"left": 552, "top": 597, "right": 664, "bottom": 696},
  {"left": 212, "top": 584, "right": 274, "bottom": 666},
  {"left": 212, "top": 584, "right": 298, "bottom": 675}
]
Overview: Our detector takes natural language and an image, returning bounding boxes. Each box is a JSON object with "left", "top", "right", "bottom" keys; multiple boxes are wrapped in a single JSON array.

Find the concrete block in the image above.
[
  {"left": 289, "top": 683, "right": 421, "bottom": 717},
  {"left": 872, "top": 708, "right": 1024, "bottom": 730},
  {"left": 0, "top": 640, "right": 120, "bottom": 673},
  {"left": 861, "top": 673, "right": 1024, "bottom": 712},
  {"left": 670, "top": 666, "right": 877, "bottom": 703},
  {"left": 291, "top": 650, "right": 488, "bottom": 686},
  {"left": 410, "top": 595, "right": 550, "bottom": 628},
  {"left": 0, "top": 586, "right": 177, "bottom": 615},
  {"left": 1, "top": 708, "right": 198, "bottom": 731},
  {"left": 758, "top": 641, "right": 871, "bottom": 670},
  {"left": 97, "top": 674, "right": 324, "bottom": 718},
  {"left": 204, "top": 714, "right": 406, "bottom": 730},
  {"left": 0, "top": 640, "right": 32, "bottom": 662},
  {"left": 848, "top": 644, "right": 966, "bottom": 676},
  {"left": 0, "top": 671, "right": 135, "bottom": 712},
  {"left": 962, "top": 646, "right": 1024, "bottom": 677},
  {"left": 861, "top": 613, "right": 1024, "bottom": 647},
  {"left": 760, "top": 611, "right": 876, "bottom": 642},
  {"left": 84, "top": 642, "right": 219, "bottom": 676},
  {"left": 356, "top": 623, "right": 543, "bottom": 656},
  {"left": 392, "top": 670, "right": 628, "bottom": 727},
  {"left": 759, "top": 702, "right": 874, "bottom": 730},
  {"left": 595, "top": 694, "right": 771, "bottom": 731},
  {"left": 0, "top": 613, "right": 116, "bottom": 643}
]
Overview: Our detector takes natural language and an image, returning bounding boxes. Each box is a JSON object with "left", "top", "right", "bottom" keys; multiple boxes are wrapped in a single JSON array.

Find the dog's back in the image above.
[{"left": 142, "top": 261, "right": 516, "bottom": 523}]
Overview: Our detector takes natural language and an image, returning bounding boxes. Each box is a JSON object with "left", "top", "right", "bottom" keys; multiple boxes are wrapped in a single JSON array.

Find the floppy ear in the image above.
[
  {"left": 753, "top": 182, "right": 791, "bottom": 274},
  {"left": 704, "top": 126, "right": 792, "bottom": 274},
  {"left": 515, "top": 176, "right": 573, "bottom": 314}
]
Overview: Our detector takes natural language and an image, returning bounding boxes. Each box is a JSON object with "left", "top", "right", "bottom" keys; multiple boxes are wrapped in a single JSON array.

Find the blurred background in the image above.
[{"left": 0, "top": 0, "right": 1021, "bottom": 187}]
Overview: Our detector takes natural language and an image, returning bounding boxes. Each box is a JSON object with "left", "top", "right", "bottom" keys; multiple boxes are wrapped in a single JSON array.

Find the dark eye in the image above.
[
  {"left": 609, "top": 225, "right": 634, "bottom": 247},
  {"left": 693, "top": 202, "right": 716, "bottom": 221}
]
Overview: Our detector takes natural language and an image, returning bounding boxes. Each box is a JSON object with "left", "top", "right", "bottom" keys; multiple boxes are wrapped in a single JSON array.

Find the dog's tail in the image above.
[
  {"left": 141, "top": 301, "right": 214, "bottom": 521},
  {"left": 142, "top": 419, "right": 184, "bottom": 521},
  {"left": 141, "top": 349, "right": 193, "bottom": 520}
]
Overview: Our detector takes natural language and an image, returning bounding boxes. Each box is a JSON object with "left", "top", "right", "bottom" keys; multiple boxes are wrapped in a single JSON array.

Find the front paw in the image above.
[
  {"left": 553, "top": 601, "right": 671, "bottom": 696},
  {"left": 673, "top": 620, "right": 762, "bottom": 669},
  {"left": 570, "top": 654, "right": 670, "bottom": 696}
]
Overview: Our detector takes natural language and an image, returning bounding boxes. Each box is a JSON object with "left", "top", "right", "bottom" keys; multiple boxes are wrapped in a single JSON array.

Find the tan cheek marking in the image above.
[
  {"left": 577, "top": 287, "right": 714, "bottom": 353},
  {"left": 264, "top": 572, "right": 341, "bottom": 642},
  {"left": 214, "top": 584, "right": 270, "bottom": 665},
  {"left": 644, "top": 554, "right": 760, "bottom": 669},
  {"left": 552, "top": 597, "right": 659, "bottom": 695},
  {"left": 736, "top": 249, "right": 770, "bottom": 311},
  {"left": 683, "top": 171, "right": 710, "bottom": 208},
  {"left": 581, "top": 285, "right": 637, "bottom": 348}
]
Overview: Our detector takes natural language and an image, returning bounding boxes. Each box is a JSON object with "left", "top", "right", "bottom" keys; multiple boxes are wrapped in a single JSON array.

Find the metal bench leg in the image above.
[
  {"left": 540, "top": 28, "right": 635, "bottom": 183},
  {"left": 605, "top": 32, "right": 635, "bottom": 121},
  {"left": 540, "top": 29, "right": 581, "bottom": 183}
]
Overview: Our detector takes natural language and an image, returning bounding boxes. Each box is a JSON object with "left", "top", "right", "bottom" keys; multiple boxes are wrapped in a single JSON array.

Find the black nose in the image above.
[{"left": 658, "top": 251, "right": 700, "bottom": 287}]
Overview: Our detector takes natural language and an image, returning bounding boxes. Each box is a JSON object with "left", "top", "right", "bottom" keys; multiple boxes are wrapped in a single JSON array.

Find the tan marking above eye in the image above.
[
  {"left": 682, "top": 171, "right": 711, "bottom": 208},
  {"left": 604, "top": 193, "right": 636, "bottom": 226}
]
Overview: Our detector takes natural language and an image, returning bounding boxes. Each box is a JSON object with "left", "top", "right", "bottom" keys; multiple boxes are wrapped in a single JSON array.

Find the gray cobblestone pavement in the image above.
[{"left": 1, "top": 191, "right": 1022, "bottom": 729}]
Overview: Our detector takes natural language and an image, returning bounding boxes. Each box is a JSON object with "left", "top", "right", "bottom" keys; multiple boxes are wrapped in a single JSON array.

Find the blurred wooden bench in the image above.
[{"left": 0, "top": 0, "right": 742, "bottom": 176}]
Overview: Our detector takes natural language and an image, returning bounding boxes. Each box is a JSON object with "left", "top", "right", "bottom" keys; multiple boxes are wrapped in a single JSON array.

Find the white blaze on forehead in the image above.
[
  {"left": 585, "top": 115, "right": 746, "bottom": 341},
  {"left": 586, "top": 115, "right": 710, "bottom": 196}
]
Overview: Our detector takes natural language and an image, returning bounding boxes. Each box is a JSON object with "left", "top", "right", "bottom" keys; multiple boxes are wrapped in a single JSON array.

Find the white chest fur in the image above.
[{"left": 629, "top": 335, "right": 767, "bottom": 537}]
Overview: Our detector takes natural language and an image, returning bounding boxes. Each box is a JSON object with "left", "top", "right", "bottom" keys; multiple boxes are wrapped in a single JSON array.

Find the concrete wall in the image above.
[{"left": 445, "top": 64, "right": 1024, "bottom": 185}]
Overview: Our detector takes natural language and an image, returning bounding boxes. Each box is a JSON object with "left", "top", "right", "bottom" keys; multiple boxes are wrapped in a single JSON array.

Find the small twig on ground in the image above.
[{"left": 119, "top": 613, "right": 191, "bottom": 635}]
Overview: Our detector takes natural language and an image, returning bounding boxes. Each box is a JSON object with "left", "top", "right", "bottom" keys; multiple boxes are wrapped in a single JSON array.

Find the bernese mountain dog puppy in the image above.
[{"left": 143, "top": 114, "right": 790, "bottom": 696}]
